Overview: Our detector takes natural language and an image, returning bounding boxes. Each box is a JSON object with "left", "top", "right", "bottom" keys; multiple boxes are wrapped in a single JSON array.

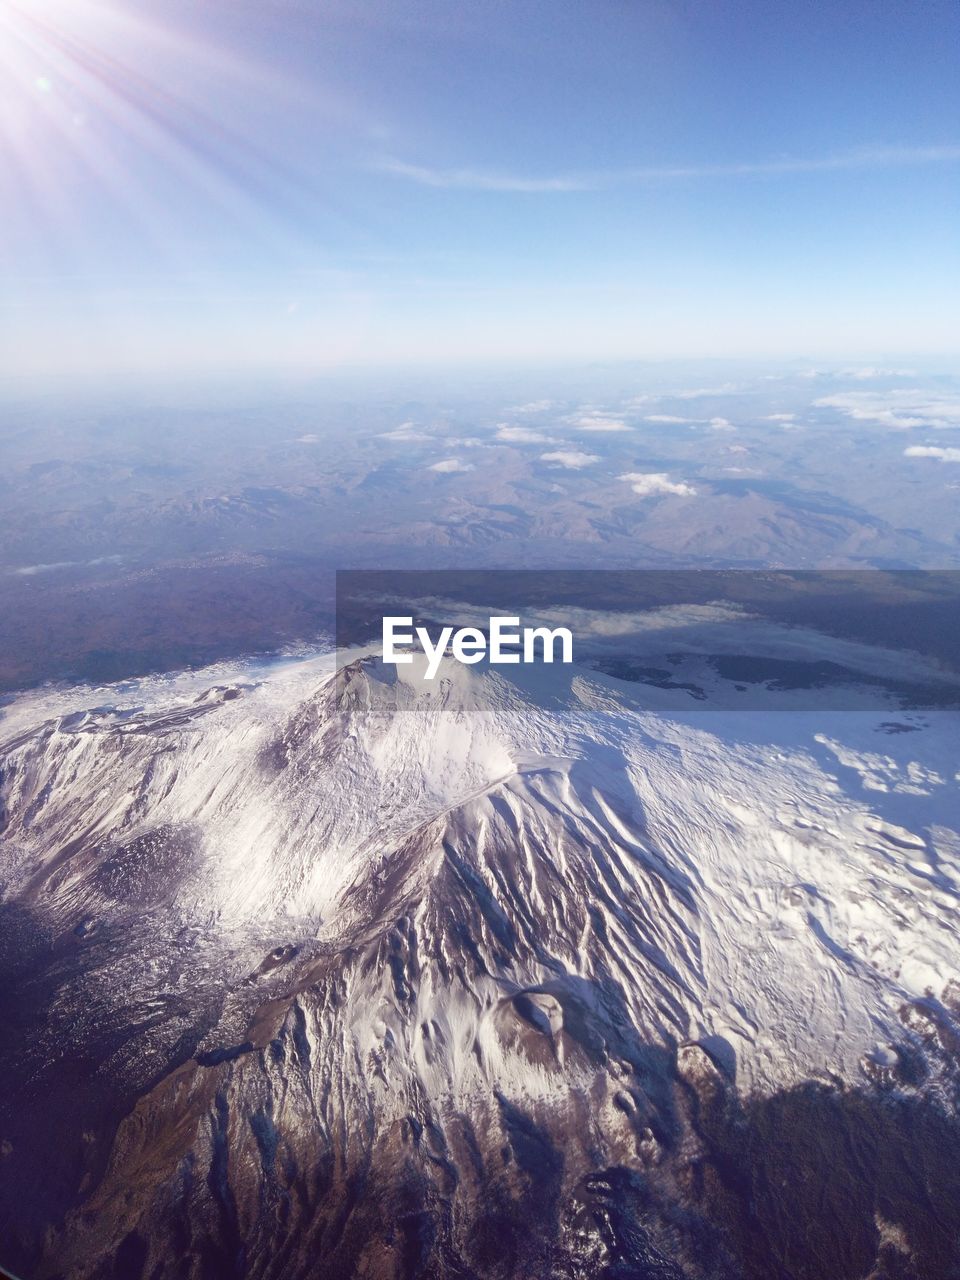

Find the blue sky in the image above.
[{"left": 1, "top": 0, "right": 958, "bottom": 377}]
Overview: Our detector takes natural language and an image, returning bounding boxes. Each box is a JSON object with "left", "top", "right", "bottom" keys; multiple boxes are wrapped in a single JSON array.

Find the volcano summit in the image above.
[{"left": 0, "top": 641, "right": 958, "bottom": 1278}]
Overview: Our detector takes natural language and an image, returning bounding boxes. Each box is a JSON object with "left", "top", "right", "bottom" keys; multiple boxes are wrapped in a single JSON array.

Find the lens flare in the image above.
[{"left": 0, "top": 0, "right": 348, "bottom": 269}]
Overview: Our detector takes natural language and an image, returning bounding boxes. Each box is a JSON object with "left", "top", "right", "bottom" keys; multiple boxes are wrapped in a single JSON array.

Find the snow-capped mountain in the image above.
[{"left": 0, "top": 649, "right": 958, "bottom": 1279}]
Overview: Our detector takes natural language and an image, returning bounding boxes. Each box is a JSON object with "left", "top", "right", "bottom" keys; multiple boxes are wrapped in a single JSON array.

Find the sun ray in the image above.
[{"left": 0, "top": 0, "right": 362, "bottom": 275}]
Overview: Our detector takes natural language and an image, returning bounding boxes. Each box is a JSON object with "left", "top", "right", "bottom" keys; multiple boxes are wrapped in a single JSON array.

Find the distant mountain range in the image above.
[{"left": 3, "top": 369, "right": 960, "bottom": 691}]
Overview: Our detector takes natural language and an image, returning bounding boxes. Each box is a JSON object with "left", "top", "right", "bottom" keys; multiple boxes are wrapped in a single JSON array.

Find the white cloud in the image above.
[
  {"left": 840, "top": 366, "right": 916, "bottom": 380},
  {"left": 672, "top": 383, "right": 741, "bottom": 399},
  {"left": 708, "top": 417, "right": 736, "bottom": 431},
  {"left": 814, "top": 391, "right": 960, "bottom": 429},
  {"left": 375, "top": 158, "right": 591, "bottom": 192},
  {"left": 495, "top": 424, "right": 557, "bottom": 444},
  {"left": 295, "top": 433, "right": 320, "bottom": 443},
  {"left": 800, "top": 366, "right": 917, "bottom": 381},
  {"left": 9, "top": 555, "right": 122, "bottom": 576},
  {"left": 571, "top": 414, "right": 631, "bottom": 432},
  {"left": 618, "top": 471, "right": 697, "bottom": 497},
  {"left": 380, "top": 421, "right": 432, "bottom": 441},
  {"left": 904, "top": 445, "right": 960, "bottom": 462},
  {"left": 510, "top": 399, "right": 554, "bottom": 412},
  {"left": 644, "top": 414, "right": 695, "bottom": 424},
  {"left": 376, "top": 145, "right": 960, "bottom": 193},
  {"left": 541, "top": 450, "right": 599, "bottom": 469},
  {"left": 765, "top": 413, "right": 795, "bottom": 422},
  {"left": 428, "top": 458, "right": 474, "bottom": 473}
]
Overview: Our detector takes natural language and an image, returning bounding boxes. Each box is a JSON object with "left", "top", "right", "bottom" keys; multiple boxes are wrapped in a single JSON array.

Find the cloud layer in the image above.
[
  {"left": 380, "top": 422, "right": 432, "bottom": 442},
  {"left": 815, "top": 391, "right": 960, "bottom": 429},
  {"left": 541, "top": 450, "right": 599, "bottom": 469},
  {"left": 904, "top": 445, "right": 960, "bottom": 462},
  {"left": 570, "top": 415, "right": 631, "bottom": 433},
  {"left": 495, "top": 425, "right": 557, "bottom": 444},
  {"left": 619, "top": 471, "right": 697, "bottom": 497},
  {"left": 428, "top": 458, "right": 474, "bottom": 473},
  {"left": 377, "top": 145, "right": 960, "bottom": 194}
]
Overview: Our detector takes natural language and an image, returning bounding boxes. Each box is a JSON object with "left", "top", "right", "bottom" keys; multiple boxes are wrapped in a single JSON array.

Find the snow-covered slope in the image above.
[{"left": 0, "top": 650, "right": 958, "bottom": 1279}]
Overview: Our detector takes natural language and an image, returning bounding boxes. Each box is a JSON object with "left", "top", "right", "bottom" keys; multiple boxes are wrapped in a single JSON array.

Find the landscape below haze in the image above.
[{"left": 2, "top": 360, "right": 959, "bottom": 692}]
